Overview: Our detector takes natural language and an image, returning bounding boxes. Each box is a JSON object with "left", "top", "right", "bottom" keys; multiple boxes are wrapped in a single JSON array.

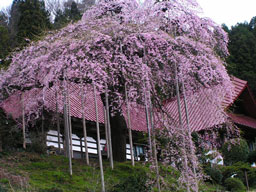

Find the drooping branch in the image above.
[{"left": 0, "top": 1, "right": 233, "bottom": 187}]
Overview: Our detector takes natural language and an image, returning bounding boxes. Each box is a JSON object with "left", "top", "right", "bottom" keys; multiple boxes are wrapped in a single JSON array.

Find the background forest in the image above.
[
  {"left": 0, "top": 0, "right": 88, "bottom": 67},
  {"left": 223, "top": 18, "right": 256, "bottom": 96}
]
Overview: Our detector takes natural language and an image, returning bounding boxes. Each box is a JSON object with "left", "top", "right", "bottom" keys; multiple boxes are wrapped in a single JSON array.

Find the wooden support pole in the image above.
[
  {"left": 55, "top": 91, "right": 61, "bottom": 154},
  {"left": 81, "top": 88, "right": 89, "bottom": 165},
  {"left": 174, "top": 62, "right": 190, "bottom": 192},
  {"left": 63, "top": 70, "right": 73, "bottom": 176},
  {"left": 93, "top": 83, "right": 105, "bottom": 192},
  {"left": 105, "top": 83, "right": 114, "bottom": 170},
  {"left": 57, "top": 114, "right": 61, "bottom": 154},
  {"left": 148, "top": 94, "right": 161, "bottom": 192},
  {"left": 144, "top": 82, "right": 152, "bottom": 156},
  {"left": 67, "top": 89, "right": 73, "bottom": 158},
  {"left": 63, "top": 83, "right": 72, "bottom": 176},
  {"left": 22, "top": 93, "right": 26, "bottom": 149},
  {"left": 104, "top": 107, "right": 110, "bottom": 159},
  {"left": 125, "top": 83, "right": 135, "bottom": 166},
  {"left": 182, "top": 80, "right": 198, "bottom": 192},
  {"left": 140, "top": 40, "right": 152, "bottom": 156}
]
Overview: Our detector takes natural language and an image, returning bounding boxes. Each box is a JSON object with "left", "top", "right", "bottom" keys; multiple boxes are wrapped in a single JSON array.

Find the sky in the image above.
[
  {"left": 0, "top": 0, "right": 12, "bottom": 10},
  {"left": 197, "top": 0, "right": 256, "bottom": 27},
  {"left": 0, "top": 0, "right": 256, "bottom": 28}
]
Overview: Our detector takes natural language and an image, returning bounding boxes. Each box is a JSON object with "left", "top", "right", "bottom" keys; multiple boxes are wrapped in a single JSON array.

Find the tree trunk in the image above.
[
  {"left": 125, "top": 83, "right": 134, "bottom": 166},
  {"left": 110, "top": 111, "right": 127, "bottom": 162},
  {"left": 244, "top": 170, "right": 249, "bottom": 191},
  {"left": 100, "top": 88, "right": 128, "bottom": 163}
]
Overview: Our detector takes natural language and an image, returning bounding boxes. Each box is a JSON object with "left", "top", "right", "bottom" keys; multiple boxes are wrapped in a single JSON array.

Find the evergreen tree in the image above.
[
  {"left": 0, "top": 11, "right": 8, "bottom": 27},
  {"left": 9, "top": 0, "right": 22, "bottom": 48},
  {"left": 226, "top": 18, "right": 256, "bottom": 95},
  {"left": 70, "top": 1, "right": 81, "bottom": 21},
  {"left": 0, "top": 0, "right": 52, "bottom": 67},
  {"left": 0, "top": 25, "right": 10, "bottom": 67},
  {"left": 249, "top": 16, "right": 256, "bottom": 29},
  {"left": 17, "top": 0, "right": 51, "bottom": 45},
  {"left": 53, "top": 9, "right": 69, "bottom": 29},
  {"left": 0, "top": 11, "right": 11, "bottom": 68},
  {"left": 81, "top": 0, "right": 95, "bottom": 11},
  {"left": 53, "top": 1, "right": 81, "bottom": 29},
  {"left": 221, "top": 23, "right": 229, "bottom": 33}
]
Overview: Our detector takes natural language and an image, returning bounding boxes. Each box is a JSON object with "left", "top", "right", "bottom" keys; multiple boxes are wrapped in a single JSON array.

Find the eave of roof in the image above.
[
  {"left": 1, "top": 76, "right": 255, "bottom": 133},
  {"left": 222, "top": 76, "right": 248, "bottom": 108},
  {"left": 228, "top": 113, "right": 256, "bottom": 130}
]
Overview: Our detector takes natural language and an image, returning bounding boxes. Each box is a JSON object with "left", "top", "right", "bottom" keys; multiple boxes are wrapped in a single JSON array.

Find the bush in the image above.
[
  {"left": 247, "top": 150, "right": 256, "bottom": 164},
  {"left": 111, "top": 174, "right": 148, "bottom": 192},
  {"left": 219, "top": 162, "right": 256, "bottom": 188},
  {"left": 247, "top": 167, "right": 256, "bottom": 188},
  {"left": 220, "top": 162, "right": 254, "bottom": 185},
  {"left": 224, "top": 177, "right": 246, "bottom": 192},
  {"left": 221, "top": 139, "right": 249, "bottom": 165},
  {"left": 27, "top": 132, "right": 47, "bottom": 154},
  {"left": 0, "top": 109, "right": 23, "bottom": 151},
  {"left": 39, "top": 188, "right": 64, "bottom": 192},
  {"left": 204, "top": 166, "right": 223, "bottom": 184},
  {"left": 0, "top": 179, "right": 9, "bottom": 184},
  {"left": 0, "top": 152, "right": 9, "bottom": 159},
  {"left": 0, "top": 185, "right": 7, "bottom": 192},
  {"left": 110, "top": 165, "right": 149, "bottom": 192}
]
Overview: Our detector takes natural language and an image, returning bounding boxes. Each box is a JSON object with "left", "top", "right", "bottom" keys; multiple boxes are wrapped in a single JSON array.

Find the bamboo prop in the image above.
[
  {"left": 55, "top": 91, "right": 61, "bottom": 153},
  {"left": 105, "top": 83, "right": 114, "bottom": 170},
  {"left": 181, "top": 80, "right": 199, "bottom": 192},
  {"left": 93, "top": 82, "right": 105, "bottom": 192},
  {"left": 22, "top": 93, "right": 26, "bottom": 149},
  {"left": 144, "top": 81, "right": 153, "bottom": 156},
  {"left": 63, "top": 69, "right": 72, "bottom": 176},
  {"left": 174, "top": 62, "right": 190, "bottom": 192},
  {"left": 104, "top": 107, "right": 110, "bottom": 159},
  {"left": 63, "top": 88, "right": 73, "bottom": 176},
  {"left": 164, "top": 10, "right": 190, "bottom": 190},
  {"left": 148, "top": 92, "right": 161, "bottom": 192},
  {"left": 81, "top": 86, "right": 89, "bottom": 165},
  {"left": 141, "top": 41, "right": 152, "bottom": 156},
  {"left": 125, "top": 83, "right": 135, "bottom": 166},
  {"left": 67, "top": 88, "right": 73, "bottom": 158}
]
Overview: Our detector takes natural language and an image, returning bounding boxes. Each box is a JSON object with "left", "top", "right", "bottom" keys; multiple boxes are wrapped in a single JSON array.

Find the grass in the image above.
[{"left": 0, "top": 151, "right": 223, "bottom": 192}]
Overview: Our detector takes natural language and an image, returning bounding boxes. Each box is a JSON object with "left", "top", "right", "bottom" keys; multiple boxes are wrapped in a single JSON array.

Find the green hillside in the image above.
[{"left": 0, "top": 152, "right": 220, "bottom": 192}]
